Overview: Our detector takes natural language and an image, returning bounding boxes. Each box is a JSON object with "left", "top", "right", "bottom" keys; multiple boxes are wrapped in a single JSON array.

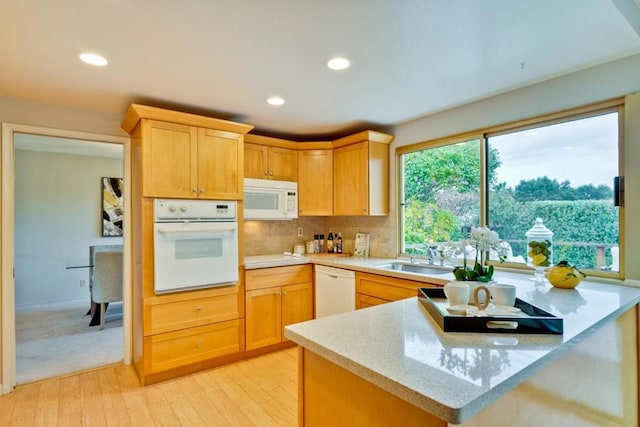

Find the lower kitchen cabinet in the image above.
[
  {"left": 144, "top": 319, "right": 243, "bottom": 373},
  {"left": 355, "top": 272, "right": 439, "bottom": 309},
  {"left": 139, "top": 286, "right": 243, "bottom": 383},
  {"left": 245, "top": 265, "right": 313, "bottom": 350}
]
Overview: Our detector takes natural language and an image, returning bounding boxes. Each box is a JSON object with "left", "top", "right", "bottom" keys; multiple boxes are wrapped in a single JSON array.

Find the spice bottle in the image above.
[
  {"left": 319, "top": 234, "right": 325, "bottom": 253},
  {"left": 336, "top": 232, "right": 343, "bottom": 254},
  {"left": 327, "top": 229, "right": 334, "bottom": 253}
]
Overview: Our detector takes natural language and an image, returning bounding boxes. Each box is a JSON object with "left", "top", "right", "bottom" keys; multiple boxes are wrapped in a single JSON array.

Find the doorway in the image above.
[{"left": 1, "top": 123, "right": 132, "bottom": 394}]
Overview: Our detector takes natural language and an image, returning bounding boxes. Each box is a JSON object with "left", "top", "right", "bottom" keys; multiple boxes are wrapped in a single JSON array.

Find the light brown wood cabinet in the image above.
[
  {"left": 121, "top": 104, "right": 252, "bottom": 385},
  {"left": 298, "top": 149, "right": 333, "bottom": 216},
  {"left": 245, "top": 265, "right": 313, "bottom": 350},
  {"left": 355, "top": 272, "right": 439, "bottom": 309},
  {"left": 122, "top": 104, "right": 252, "bottom": 201},
  {"left": 244, "top": 143, "right": 298, "bottom": 181},
  {"left": 333, "top": 131, "right": 393, "bottom": 216},
  {"left": 141, "top": 286, "right": 244, "bottom": 383},
  {"left": 244, "top": 130, "right": 393, "bottom": 216},
  {"left": 141, "top": 120, "right": 245, "bottom": 199}
]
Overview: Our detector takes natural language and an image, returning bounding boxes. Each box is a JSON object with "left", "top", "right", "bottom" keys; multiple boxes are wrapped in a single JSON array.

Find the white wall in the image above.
[
  {"left": 390, "top": 52, "right": 640, "bottom": 279},
  {"left": 15, "top": 147, "right": 123, "bottom": 306}
]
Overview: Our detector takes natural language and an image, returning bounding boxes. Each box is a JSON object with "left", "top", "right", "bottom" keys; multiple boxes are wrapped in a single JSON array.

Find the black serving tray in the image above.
[{"left": 418, "top": 287, "right": 563, "bottom": 335}]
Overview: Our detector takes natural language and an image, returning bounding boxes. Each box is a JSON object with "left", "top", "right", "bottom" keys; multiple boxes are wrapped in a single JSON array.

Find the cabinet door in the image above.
[
  {"left": 298, "top": 150, "right": 333, "bottom": 216},
  {"left": 246, "top": 287, "right": 282, "bottom": 350},
  {"left": 244, "top": 143, "right": 269, "bottom": 179},
  {"left": 268, "top": 147, "right": 298, "bottom": 181},
  {"left": 281, "top": 282, "right": 313, "bottom": 340},
  {"left": 143, "top": 120, "right": 198, "bottom": 198},
  {"left": 334, "top": 141, "right": 369, "bottom": 215},
  {"left": 197, "top": 128, "right": 242, "bottom": 199}
]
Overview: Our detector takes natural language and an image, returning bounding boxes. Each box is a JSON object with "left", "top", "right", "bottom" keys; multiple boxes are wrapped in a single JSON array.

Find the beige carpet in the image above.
[{"left": 15, "top": 298, "right": 123, "bottom": 385}]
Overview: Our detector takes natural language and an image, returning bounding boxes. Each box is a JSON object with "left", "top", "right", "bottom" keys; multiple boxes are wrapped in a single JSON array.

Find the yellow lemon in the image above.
[
  {"left": 547, "top": 261, "right": 587, "bottom": 289},
  {"left": 532, "top": 254, "right": 546, "bottom": 266}
]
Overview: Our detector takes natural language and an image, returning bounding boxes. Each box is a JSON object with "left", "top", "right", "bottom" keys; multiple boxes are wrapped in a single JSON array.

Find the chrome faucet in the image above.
[{"left": 425, "top": 245, "right": 438, "bottom": 265}]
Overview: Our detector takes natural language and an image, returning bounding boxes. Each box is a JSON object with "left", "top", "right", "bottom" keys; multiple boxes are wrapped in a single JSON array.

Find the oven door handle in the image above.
[{"left": 156, "top": 223, "right": 236, "bottom": 234}]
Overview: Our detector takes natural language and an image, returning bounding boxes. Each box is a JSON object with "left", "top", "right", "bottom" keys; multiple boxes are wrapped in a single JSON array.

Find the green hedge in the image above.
[
  {"left": 490, "top": 194, "right": 618, "bottom": 269},
  {"left": 405, "top": 192, "right": 618, "bottom": 269}
]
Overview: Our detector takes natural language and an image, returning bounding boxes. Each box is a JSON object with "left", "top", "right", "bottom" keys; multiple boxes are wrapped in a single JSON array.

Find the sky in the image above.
[{"left": 489, "top": 112, "right": 618, "bottom": 189}]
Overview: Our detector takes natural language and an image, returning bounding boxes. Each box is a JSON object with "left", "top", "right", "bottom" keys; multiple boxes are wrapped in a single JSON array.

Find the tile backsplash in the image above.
[{"left": 242, "top": 215, "right": 396, "bottom": 258}]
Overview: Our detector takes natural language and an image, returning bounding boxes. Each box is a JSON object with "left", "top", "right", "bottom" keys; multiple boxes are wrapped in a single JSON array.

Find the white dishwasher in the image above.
[{"left": 315, "top": 265, "right": 356, "bottom": 318}]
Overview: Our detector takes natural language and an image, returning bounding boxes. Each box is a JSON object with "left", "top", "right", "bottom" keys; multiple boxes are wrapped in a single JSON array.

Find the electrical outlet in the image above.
[
  {"left": 80, "top": 279, "right": 86, "bottom": 288},
  {"left": 297, "top": 227, "right": 303, "bottom": 237}
]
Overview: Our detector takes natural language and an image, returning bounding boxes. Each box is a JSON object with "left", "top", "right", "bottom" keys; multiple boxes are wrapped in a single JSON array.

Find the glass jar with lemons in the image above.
[{"left": 526, "top": 218, "right": 553, "bottom": 283}]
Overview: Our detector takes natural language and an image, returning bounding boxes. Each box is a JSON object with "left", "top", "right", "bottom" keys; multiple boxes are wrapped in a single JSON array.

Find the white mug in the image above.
[
  {"left": 443, "top": 282, "right": 470, "bottom": 307},
  {"left": 491, "top": 284, "right": 517, "bottom": 306}
]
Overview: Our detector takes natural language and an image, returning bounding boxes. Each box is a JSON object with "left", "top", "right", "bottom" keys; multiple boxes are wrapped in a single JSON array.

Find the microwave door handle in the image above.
[{"left": 156, "top": 224, "right": 237, "bottom": 234}]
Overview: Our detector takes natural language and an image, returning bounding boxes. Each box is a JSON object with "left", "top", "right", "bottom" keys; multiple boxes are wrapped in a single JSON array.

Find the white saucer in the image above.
[
  {"left": 446, "top": 304, "right": 475, "bottom": 315},
  {"left": 486, "top": 305, "right": 521, "bottom": 316}
]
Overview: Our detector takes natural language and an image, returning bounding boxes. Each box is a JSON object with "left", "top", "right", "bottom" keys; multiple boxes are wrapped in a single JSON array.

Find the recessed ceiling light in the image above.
[
  {"left": 78, "top": 52, "right": 108, "bottom": 66},
  {"left": 267, "top": 96, "right": 285, "bottom": 106},
  {"left": 326, "top": 56, "right": 351, "bottom": 71}
]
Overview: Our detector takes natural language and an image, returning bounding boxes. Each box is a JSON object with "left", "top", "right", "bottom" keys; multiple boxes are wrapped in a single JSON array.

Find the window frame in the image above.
[{"left": 396, "top": 98, "right": 625, "bottom": 279}]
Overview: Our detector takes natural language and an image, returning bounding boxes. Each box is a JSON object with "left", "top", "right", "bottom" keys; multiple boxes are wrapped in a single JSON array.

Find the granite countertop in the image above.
[
  {"left": 243, "top": 254, "right": 312, "bottom": 269},
  {"left": 244, "top": 254, "right": 454, "bottom": 285},
  {"left": 284, "top": 274, "right": 640, "bottom": 424}
]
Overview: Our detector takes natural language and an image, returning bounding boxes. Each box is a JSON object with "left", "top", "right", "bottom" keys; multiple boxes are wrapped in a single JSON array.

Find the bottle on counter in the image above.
[
  {"left": 336, "top": 232, "right": 343, "bottom": 254},
  {"left": 327, "top": 229, "right": 334, "bottom": 253},
  {"left": 313, "top": 234, "right": 319, "bottom": 254},
  {"left": 319, "top": 234, "right": 325, "bottom": 253}
]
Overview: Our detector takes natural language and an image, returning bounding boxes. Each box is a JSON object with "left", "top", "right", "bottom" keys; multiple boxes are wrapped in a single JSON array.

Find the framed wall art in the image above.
[{"left": 102, "top": 177, "right": 124, "bottom": 237}]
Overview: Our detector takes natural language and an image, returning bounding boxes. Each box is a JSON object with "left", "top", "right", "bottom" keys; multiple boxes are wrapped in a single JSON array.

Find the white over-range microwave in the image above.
[{"left": 244, "top": 178, "right": 298, "bottom": 220}]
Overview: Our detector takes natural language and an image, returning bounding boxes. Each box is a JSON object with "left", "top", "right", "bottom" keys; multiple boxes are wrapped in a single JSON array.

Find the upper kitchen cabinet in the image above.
[
  {"left": 244, "top": 135, "right": 298, "bottom": 182},
  {"left": 298, "top": 148, "right": 333, "bottom": 216},
  {"left": 121, "top": 104, "right": 253, "bottom": 200},
  {"left": 333, "top": 131, "right": 393, "bottom": 216}
]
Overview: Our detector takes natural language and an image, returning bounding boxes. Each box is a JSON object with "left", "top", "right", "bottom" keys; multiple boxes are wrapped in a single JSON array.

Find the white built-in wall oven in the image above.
[{"left": 153, "top": 199, "right": 238, "bottom": 294}]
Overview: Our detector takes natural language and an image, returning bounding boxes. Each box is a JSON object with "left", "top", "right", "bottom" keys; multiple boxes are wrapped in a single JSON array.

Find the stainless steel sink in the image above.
[{"left": 374, "top": 262, "right": 452, "bottom": 276}]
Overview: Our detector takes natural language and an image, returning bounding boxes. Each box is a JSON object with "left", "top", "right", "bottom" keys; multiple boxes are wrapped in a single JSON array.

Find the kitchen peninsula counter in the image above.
[{"left": 285, "top": 277, "right": 640, "bottom": 426}]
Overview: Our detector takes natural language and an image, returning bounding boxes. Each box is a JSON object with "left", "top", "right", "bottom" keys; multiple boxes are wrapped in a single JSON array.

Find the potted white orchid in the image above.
[{"left": 452, "top": 226, "right": 507, "bottom": 283}]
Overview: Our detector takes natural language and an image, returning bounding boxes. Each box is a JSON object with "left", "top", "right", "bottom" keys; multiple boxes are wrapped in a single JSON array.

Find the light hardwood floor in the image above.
[{"left": 0, "top": 347, "right": 298, "bottom": 426}]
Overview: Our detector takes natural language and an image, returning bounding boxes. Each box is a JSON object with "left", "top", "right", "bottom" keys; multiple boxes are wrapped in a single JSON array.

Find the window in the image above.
[
  {"left": 398, "top": 103, "right": 622, "bottom": 276},
  {"left": 487, "top": 111, "right": 620, "bottom": 272},
  {"left": 400, "top": 138, "right": 481, "bottom": 254}
]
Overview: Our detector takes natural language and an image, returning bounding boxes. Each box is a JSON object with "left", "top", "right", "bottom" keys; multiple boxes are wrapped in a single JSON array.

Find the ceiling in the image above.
[{"left": 2, "top": 0, "right": 640, "bottom": 139}]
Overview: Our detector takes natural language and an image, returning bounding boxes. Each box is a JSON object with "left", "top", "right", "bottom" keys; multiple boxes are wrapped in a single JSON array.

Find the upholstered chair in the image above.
[{"left": 91, "top": 251, "right": 123, "bottom": 330}]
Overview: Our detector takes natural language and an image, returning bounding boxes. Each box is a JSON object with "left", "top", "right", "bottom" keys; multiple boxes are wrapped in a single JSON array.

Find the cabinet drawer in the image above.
[
  {"left": 356, "top": 272, "right": 435, "bottom": 302},
  {"left": 146, "top": 319, "right": 242, "bottom": 373},
  {"left": 144, "top": 292, "right": 240, "bottom": 335},
  {"left": 356, "top": 293, "right": 388, "bottom": 309},
  {"left": 356, "top": 279, "right": 417, "bottom": 301},
  {"left": 245, "top": 264, "right": 312, "bottom": 291}
]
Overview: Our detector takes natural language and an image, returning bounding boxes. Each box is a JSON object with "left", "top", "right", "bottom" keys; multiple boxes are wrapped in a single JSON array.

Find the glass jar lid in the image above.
[{"left": 526, "top": 217, "right": 554, "bottom": 240}]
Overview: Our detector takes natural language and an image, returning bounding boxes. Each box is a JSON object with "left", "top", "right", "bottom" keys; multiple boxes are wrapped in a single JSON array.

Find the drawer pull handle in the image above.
[
  {"left": 196, "top": 341, "right": 203, "bottom": 348},
  {"left": 196, "top": 306, "right": 203, "bottom": 311}
]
